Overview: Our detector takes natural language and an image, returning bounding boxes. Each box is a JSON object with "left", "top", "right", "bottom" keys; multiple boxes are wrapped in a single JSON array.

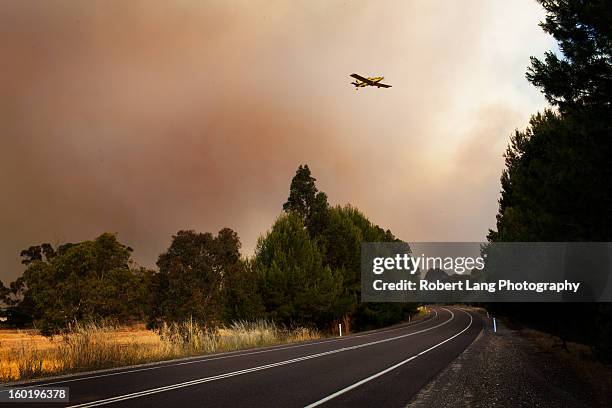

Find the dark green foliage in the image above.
[
  {"left": 354, "top": 303, "right": 407, "bottom": 330},
  {"left": 489, "top": 109, "right": 611, "bottom": 242},
  {"left": 19, "top": 246, "right": 43, "bottom": 265},
  {"left": 490, "top": 0, "right": 612, "bottom": 256},
  {"left": 282, "top": 165, "right": 333, "bottom": 238},
  {"left": 526, "top": 0, "right": 612, "bottom": 115},
  {"left": 317, "top": 205, "right": 404, "bottom": 325},
  {"left": 257, "top": 165, "right": 415, "bottom": 330},
  {"left": 153, "top": 228, "right": 245, "bottom": 325},
  {"left": 10, "top": 233, "right": 144, "bottom": 334},
  {"left": 222, "top": 260, "right": 265, "bottom": 323},
  {"left": 283, "top": 164, "right": 319, "bottom": 221},
  {"left": 307, "top": 191, "right": 332, "bottom": 237},
  {"left": 490, "top": 0, "right": 612, "bottom": 362},
  {"left": 255, "top": 213, "right": 343, "bottom": 326},
  {"left": 132, "top": 267, "right": 160, "bottom": 328}
]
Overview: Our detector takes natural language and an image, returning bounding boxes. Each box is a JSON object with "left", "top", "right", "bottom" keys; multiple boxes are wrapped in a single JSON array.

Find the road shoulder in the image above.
[{"left": 408, "top": 311, "right": 596, "bottom": 408}]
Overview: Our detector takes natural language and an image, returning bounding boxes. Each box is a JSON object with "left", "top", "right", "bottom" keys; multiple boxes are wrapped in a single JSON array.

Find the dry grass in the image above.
[{"left": 0, "top": 320, "right": 320, "bottom": 383}]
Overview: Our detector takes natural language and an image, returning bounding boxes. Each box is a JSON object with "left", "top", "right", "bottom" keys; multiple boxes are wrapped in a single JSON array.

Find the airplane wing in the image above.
[
  {"left": 377, "top": 83, "right": 392, "bottom": 88},
  {"left": 350, "top": 73, "right": 375, "bottom": 85}
]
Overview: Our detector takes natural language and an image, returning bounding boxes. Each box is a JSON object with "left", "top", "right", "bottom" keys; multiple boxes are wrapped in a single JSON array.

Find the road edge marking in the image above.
[
  {"left": 303, "top": 308, "right": 474, "bottom": 408},
  {"left": 66, "top": 309, "right": 453, "bottom": 407},
  {"left": 6, "top": 310, "right": 438, "bottom": 389}
]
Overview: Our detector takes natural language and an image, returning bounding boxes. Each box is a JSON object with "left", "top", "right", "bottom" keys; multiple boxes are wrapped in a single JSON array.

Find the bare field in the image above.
[{"left": 0, "top": 321, "right": 320, "bottom": 383}]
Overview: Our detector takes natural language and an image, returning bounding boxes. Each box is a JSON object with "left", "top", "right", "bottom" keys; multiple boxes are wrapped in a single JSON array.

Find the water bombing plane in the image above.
[{"left": 350, "top": 73, "right": 392, "bottom": 89}]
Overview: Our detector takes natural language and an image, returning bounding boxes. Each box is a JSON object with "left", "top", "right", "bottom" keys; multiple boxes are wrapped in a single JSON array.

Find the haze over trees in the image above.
[
  {"left": 2, "top": 0, "right": 609, "bottom": 363},
  {"left": 488, "top": 0, "right": 612, "bottom": 361},
  {"left": 2, "top": 165, "right": 414, "bottom": 334}
]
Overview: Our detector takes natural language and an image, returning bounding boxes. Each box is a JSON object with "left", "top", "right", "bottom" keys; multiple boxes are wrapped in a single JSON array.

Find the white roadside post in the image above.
[
  {"left": 493, "top": 317, "right": 497, "bottom": 333},
  {"left": 339, "top": 323, "right": 342, "bottom": 337}
]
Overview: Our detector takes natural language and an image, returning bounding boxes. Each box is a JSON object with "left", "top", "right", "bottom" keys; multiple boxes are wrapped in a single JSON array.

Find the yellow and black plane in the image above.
[{"left": 350, "top": 73, "right": 392, "bottom": 89}]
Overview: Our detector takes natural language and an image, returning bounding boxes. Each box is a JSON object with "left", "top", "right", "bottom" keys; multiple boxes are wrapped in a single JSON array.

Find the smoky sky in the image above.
[{"left": 0, "top": 0, "right": 556, "bottom": 282}]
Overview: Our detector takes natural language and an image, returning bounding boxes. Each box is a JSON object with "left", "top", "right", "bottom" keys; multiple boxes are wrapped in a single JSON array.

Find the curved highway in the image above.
[{"left": 9, "top": 307, "right": 482, "bottom": 407}]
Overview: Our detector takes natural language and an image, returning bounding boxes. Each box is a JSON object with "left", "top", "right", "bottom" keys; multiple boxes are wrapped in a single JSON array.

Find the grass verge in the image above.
[{"left": 0, "top": 320, "right": 319, "bottom": 383}]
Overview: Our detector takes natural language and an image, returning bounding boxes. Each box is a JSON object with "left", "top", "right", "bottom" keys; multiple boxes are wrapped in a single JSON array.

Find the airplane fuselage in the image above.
[{"left": 350, "top": 75, "right": 389, "bottom": 89}]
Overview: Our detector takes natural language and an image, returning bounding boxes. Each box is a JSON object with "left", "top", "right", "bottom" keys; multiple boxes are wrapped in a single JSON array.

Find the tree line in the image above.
[
  {"left": 1, "top": 165, "right": 415, "bottom": 335},
  {"left": 487, "top": 0, "right": 612, "bottom": 362},
  {"left": 2, "top": 0, "right": 610, "bottom": 363}
]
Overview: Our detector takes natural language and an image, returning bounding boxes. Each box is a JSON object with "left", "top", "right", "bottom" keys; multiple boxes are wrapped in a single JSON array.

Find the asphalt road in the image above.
[{"left": 6, "top": 307, "right": 482, "bottom": 407}]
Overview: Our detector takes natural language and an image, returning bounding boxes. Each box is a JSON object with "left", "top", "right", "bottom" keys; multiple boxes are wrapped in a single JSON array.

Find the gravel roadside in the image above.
[{"left": 408, "top": 310, "right": 597, "bottom": 408}]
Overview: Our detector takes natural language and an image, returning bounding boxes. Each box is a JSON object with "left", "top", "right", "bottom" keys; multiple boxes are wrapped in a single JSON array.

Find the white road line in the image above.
[
  {"left": 66, "top": 309, "right": 453, "bottom": 408},
  {"left": 9, "top": 309, "right": 439, "bottom": 389},
  {"left": 303, "top": 308, "right": 474, "bottom": 408}
]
